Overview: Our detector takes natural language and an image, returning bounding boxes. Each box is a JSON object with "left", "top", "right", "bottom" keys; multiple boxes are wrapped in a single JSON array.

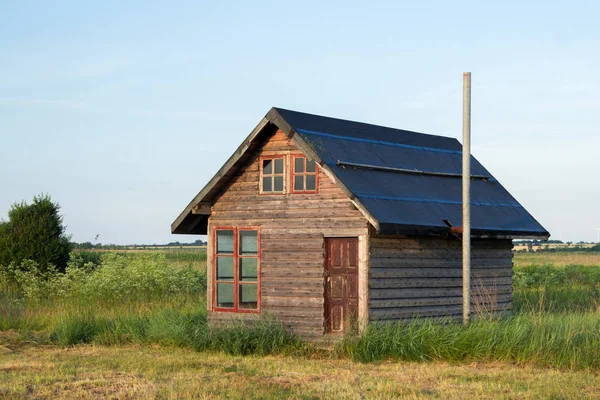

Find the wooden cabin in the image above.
[{"left": 172, "top": 108, "right": 549, "bottom": 340}]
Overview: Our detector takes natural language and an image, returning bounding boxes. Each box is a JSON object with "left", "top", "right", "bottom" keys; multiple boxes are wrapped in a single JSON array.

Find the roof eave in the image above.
[
  {"left": 171, "top": 116, "right": 271, "bottom": 234},
  {"left": 376, "top": 222, "right": 550, "bottom": 240},
  {"left": 172, "top": 107, "right": 549, "bottom": 240},
  {"left": 171, "top": 107, "right": 336, "bottom": 235}
]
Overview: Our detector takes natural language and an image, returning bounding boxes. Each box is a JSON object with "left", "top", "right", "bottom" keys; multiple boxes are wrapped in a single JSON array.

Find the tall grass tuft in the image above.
[
  {"left": 49, "top": 310, "right": 301, "bottom": 357},
  {"left": 145, "top": 308, "right": 207, "bottom": 347},
  {"left": 50, "top": 313, "right": 108, "bottom": 345},
  {"left": 337, "top": 313, "right": 600, "bottom": 369},
  {"left": 197, "top": 320, "right": 303, "bottom": 356}
]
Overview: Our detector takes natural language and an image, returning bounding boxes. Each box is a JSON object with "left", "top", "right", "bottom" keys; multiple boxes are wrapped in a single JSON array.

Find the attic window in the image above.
[
  {"left": 292, "top": 156, "right": 318, "bottom": 193},
  {"left": 260, "top": 157, "right": 284, "bottom": 194}
]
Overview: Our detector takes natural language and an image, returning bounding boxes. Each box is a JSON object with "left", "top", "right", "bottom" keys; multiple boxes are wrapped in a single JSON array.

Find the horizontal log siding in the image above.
[
  {"left": 369, "top": 237, "right": 513, "bottom": 321},
  {"left": 207, "top": 130, "right": 368, "bottom": 339}
]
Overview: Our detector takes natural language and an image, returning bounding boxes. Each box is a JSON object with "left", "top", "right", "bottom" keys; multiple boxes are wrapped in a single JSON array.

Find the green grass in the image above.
[
  {"left": 513, "top": 263, "right": 600, "bottom": 313},
  {"left": 514, "top": 285, "right": 600, "bottom": 313},
  {"left": 513, "top": 263, "right": 600, "bottom": 288},
  {"left": 0, "top": 251, "right": 207, "bottom": 333},
  {"left": 2, "top": 250, "right": 600, "bottom": 372},
  {"left": 162, "top": 248, "right": 207, "bottom": 265},
  {"left": 337, "top": 313, "right": 600, "bottom": 369},
  {"left": 47, "top": 308, "right": 301, "bottom": 356}
]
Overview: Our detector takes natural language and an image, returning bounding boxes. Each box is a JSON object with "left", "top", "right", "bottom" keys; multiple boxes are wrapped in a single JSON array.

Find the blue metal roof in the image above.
[{"left": 275, "top": 107, "right": 549, "bottom": 238}]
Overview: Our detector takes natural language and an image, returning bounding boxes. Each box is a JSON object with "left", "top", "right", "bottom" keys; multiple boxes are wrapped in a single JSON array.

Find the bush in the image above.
[
  {"left": 83, "top": 252, "right": 205, "bottom": 302},
  {"left": 71, "top": 250, "right": 102, "bottom": 266},
  {"left": 0, "top": 194, "right": 71, "bottom": 273},
  {"left": 0, "top": 251, "right": 206, "bottom": 302}
]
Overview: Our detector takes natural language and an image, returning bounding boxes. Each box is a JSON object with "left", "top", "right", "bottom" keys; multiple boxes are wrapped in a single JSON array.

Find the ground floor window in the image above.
[{"left": 214, "top": 227, "right": 260, "bottom": 312}]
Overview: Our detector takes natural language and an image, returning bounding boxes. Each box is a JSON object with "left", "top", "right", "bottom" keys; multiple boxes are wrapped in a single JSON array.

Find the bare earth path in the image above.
[{"left": 1, "top": 345, "right": 599, "bottom": 399}]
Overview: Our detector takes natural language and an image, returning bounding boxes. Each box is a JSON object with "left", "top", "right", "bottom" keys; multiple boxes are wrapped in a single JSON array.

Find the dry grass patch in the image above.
[
  {"left": 514, "top": 252, "right": 600, "bottom": 267},
  {"left": 1, "top": 345, "right": 600, "bottom": 399}
]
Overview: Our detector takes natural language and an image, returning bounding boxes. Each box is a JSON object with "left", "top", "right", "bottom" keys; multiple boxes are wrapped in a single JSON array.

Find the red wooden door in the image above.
[{"left": 324, "top": 238, "right": 358, "bottom": 334}]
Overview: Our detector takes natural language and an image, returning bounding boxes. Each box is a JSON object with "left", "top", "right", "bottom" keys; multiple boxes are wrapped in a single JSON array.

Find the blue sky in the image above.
[{"left": 1, "top": 1, "right": 598, "bottom": 244}]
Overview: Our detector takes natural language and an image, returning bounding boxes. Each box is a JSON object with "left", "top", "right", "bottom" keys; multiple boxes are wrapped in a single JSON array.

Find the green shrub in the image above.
[
  {"left": 0, "top": 251, "right": 206, "bottom": 303},
  {"left": 0, "top": 256, "right": 92, "bottom": 301},
  {"left": 71, "top": 250, "right": 102, "bottom": 266},
  {"left": 83, "top": 252, "right": 205, "bottom": 302},
  {"left": 0, "top": 194, "right": 71, "bottom": 273}
]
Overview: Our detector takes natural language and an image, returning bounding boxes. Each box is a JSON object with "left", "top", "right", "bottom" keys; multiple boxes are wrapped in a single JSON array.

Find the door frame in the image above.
[{"left": 324, "top": 236, "right": 364, "bottom": 334}]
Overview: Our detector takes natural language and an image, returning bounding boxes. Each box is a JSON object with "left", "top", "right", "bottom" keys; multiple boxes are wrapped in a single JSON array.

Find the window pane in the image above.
[
  {"left": 262, "top": 177, "right": 272, "bottom": 192},
  {"left": 274, "top": 176, "right": 283, "bottom": 192},
  {"left": 217, "top": 283, "right": 234, "bottom": 308},
  {"left": 306, "top": 159, "right": 316, "bottom": 173},
  {"left": 239, "top": 258, "right": 258, "bottom": 281},
  {"left": 294, "top": 176, "right": 304, "bottom": 191},
  {"left": 294, "top": 157, "right": 304, "bottom": 173},
  {"left": 306, "top": 174, "right": 316, "bottom": 191},
  {"left": 216, "top": 230, "right": 234, "bottom": 254},
  {"left": 216, "top": 257, "right": 234, "bottom": 281},
  {"left": 239, "top": 284, "right": 258, "bottom": 309},
  {"left": 262, "top": 159, "right": 272, "bottom": 175},
  {"left": 239, "top": 230, "right": 258, "bottom": 255},
  {"left": 274, "top": 158, "right": 284, "bottom": 174}
]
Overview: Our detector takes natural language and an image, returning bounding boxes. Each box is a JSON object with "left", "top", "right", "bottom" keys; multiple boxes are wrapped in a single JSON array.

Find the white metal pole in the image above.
[{"left": 462, "top": 72, "right": 472, "bottom": 325}]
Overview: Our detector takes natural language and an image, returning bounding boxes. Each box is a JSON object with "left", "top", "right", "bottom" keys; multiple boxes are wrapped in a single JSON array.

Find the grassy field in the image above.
[
  {"left": 2, "top": 345, "right": 600, "bottom": 399},
  {"left": 513, "top": 243, "right": 596, "bottom": 252},
  {"left": 1, "top": 249, "right": 600, "bottom": 399},
  {"left": 514, "top": 251, "right": 600, "bottom": 267}
]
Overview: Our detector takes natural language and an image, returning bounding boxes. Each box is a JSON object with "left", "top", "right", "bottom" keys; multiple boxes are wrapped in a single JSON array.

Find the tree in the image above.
[{"left": 0, "top": 194, "right": 71, "bottom": 272}]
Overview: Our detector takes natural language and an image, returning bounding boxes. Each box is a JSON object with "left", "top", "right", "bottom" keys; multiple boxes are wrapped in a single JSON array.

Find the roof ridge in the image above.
[
  {"left": 274, "top": 106, "right": 459, "bottom": 143},
  {"left": 297, "top": 128, "right": 462, "bottom": 155}
]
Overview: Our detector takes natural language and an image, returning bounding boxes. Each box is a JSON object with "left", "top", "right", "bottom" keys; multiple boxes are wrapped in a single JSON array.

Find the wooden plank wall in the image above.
[
  {"left": 207, "top": 129, "right": 369, "bottom": 339},
  {"left": 369, "top": 236, "right": 513, "bottom": 321}
]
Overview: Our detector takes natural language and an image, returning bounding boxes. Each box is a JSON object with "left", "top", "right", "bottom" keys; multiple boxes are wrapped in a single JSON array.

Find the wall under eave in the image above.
[{"left": 368, "top": 236, "right": 513, "bottom": 322}]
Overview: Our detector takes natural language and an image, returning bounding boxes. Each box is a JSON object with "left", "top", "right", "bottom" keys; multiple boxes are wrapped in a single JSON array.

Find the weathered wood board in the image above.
[
  {"left": 369, "top": 236, "right": 513, "bottom": 322},
  {"left": 207, "top": 129, "right": 369, "bottom": 338}
]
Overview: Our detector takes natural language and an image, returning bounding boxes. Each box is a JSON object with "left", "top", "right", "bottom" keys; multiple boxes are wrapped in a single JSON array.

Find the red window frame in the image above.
[
  {"left": 213, "top": 226, "right": 261, "bottom": 313},
  {"left": 259, "top": 156, "right": 286, "bottom": 195},
  {"left": 291, "top": 155, "right": 319, "bottom": 194}
]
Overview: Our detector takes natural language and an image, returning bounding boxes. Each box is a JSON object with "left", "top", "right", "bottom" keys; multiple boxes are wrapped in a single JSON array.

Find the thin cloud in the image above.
[{"left": 0, "top": 97, "right": 87, "bottom": 111}]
